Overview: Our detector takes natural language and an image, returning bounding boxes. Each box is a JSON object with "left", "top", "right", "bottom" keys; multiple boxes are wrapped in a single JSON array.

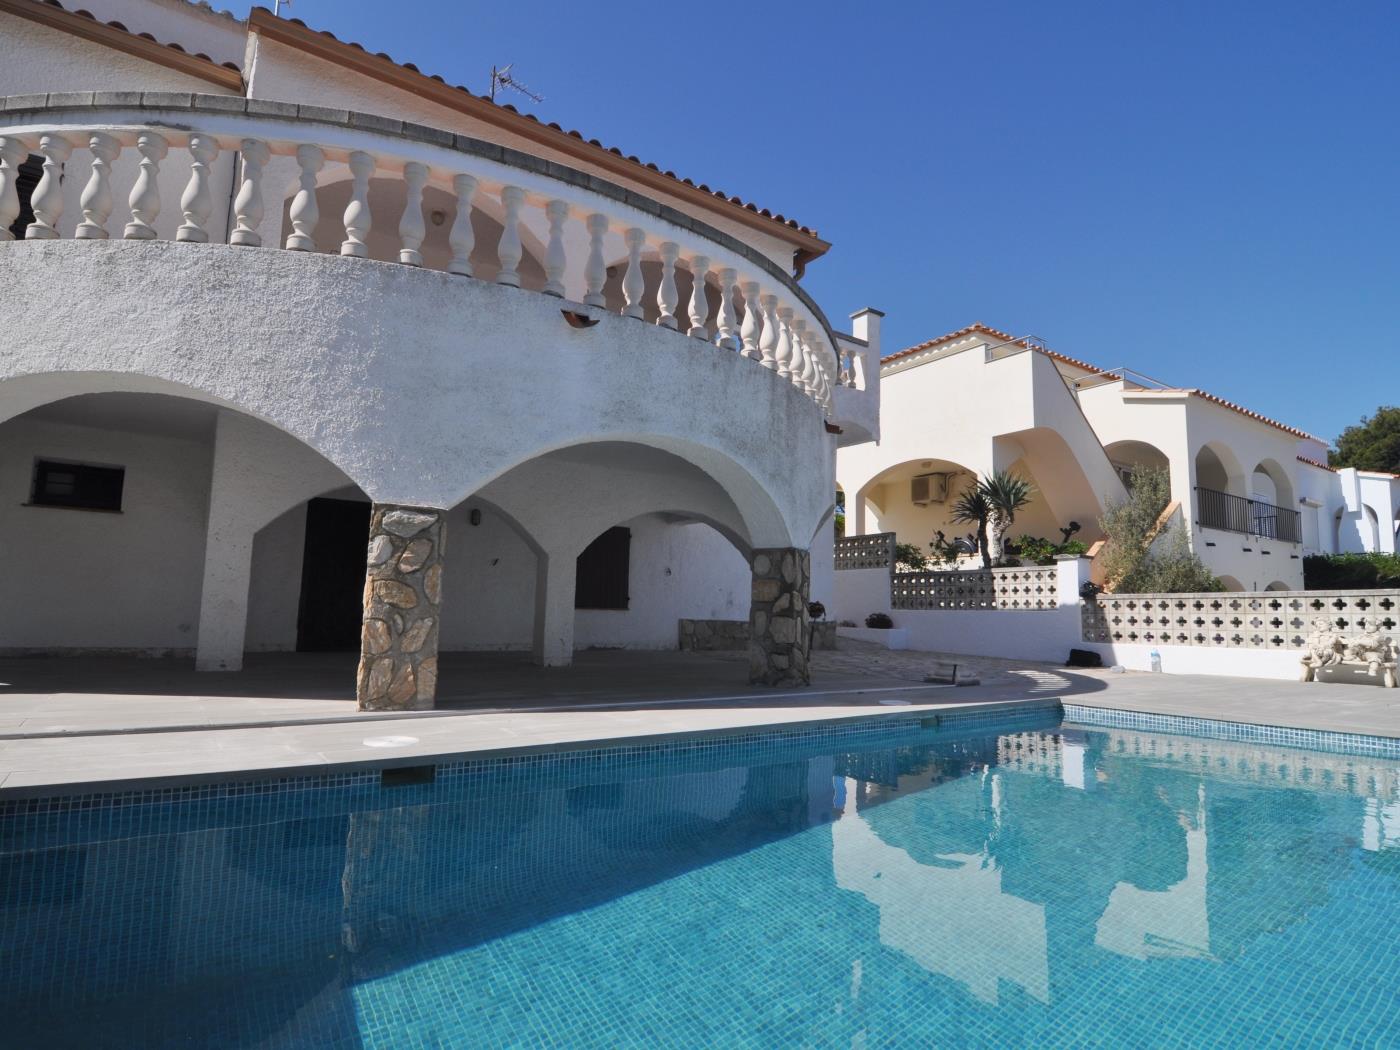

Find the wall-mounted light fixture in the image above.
[{"left": 469, "top": 508, "right": 482, "bottom": 526}]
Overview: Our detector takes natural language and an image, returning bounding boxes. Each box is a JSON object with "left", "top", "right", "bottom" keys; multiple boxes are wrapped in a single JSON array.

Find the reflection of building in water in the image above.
[
  {"left": 1095, "top": 783, "right": 1212, "bottom": 960},
  {"left": 831, "top": 777, "right": 1049, "bottom": 1005},
  {"left": 1362, "top": 798, "right": 1400, "bottom": 852}
]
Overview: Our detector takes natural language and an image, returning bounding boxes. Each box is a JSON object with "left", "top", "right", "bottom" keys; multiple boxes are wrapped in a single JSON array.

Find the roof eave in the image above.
[
  {"left": 246, "top": 7, "right": 830, "bottom": 264},
  {"left": 0, "top": 0, "right": 244, "bottom": 91}
]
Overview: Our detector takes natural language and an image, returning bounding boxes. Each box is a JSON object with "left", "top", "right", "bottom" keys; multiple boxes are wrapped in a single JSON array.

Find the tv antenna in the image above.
[
  {"left": 489, "top": 64, "right": 544, "bottom": 105},
  {"left": 273, "top": 0, "right": 290, "bottom": 14}
]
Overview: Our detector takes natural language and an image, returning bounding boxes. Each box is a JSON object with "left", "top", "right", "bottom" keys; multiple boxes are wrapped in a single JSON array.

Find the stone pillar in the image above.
[
  {"left": 748, "top": 547, "right": 811, "bottom": 686},
  {"left": 532, "top": 550, "right": 576, "bottom": 667},
  {"left": 357, "top": 504, "right": 445, "bottom": 710}
]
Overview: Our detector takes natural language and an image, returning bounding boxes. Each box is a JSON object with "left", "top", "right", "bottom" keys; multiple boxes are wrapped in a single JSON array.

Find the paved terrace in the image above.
[{"left": 0, "top": 642, "right": 1395, "bottom": 797}]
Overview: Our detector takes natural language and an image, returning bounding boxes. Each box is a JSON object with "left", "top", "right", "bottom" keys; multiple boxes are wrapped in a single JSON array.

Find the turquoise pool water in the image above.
[{"left": 3, "top": 709, "right": 1400, "bottom": 1048}]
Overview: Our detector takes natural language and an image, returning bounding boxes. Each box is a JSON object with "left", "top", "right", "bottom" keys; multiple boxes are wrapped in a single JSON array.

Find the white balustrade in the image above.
[
  {"left": 1, "top": 108, "right": 847, "bottom": 413},
  {"left": 25, "top": 133, "right": 73, "bottom": 240},
  {"left": 496, "top": 184, "right": 524, "bottom": 286},
  {"left": 176, "top": 133, "right": 220, "bottom": 243},
  {"left": 687, "top": 255, "right": 711, "bottom": 339},
  {"left": 0, "top": 135, "right": 26, "bottom": 241},
  {"left": 739, "top": 280, "right": 762, "bottom": 360},
  {"left": 448, "top": 172, "right": 477, "bottom": 276},
  {"left": 75, "top": 132, "right": 119, "bottom": 240},
  {"left": 583, "top": 212, "right": 608, "bottom": 307},
  {"left": 230, "top": 139, "right": 269, "bottom": 247},
  {"left": 398, "top": 161, "right": 428, "bottom": 266},
  {"left": 656, "top": 241, "right": 679, "bottom": 329},
  {"left": 714, "top": 267, "right": 738, "bottom": 350},
  {"left": 285, "top": 143, "right": 323, "bottom": 251},
  {"left": 758, "top": 293, "right": 780, "bottom": 370},
  {"left": 622, "top": 227, "right": 646, "bottom": 318},
  {"left": 542, "top": 199, "right": 567, "bottom": 296},
  {"left": 774, "top": 306, "right": 795, "bottom": 379},
  {"left": 340, "top": 150, "right": 374, "bottom": 258}
]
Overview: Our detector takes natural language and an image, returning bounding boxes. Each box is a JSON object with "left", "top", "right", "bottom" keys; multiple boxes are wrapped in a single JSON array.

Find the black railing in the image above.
[{"left": 1195, "top": 487, "right": 1301, "bottom": 543}]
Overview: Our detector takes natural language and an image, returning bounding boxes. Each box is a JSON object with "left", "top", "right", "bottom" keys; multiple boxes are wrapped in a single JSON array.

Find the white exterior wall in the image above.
[
  {"left": 0, "top": 416, "right": 211, "bottom": 653},
  {"left": 837, "top": 340, "right": 1125, "bottom": 548},
  {"left": 574, "top": 517, "right": 749, "bottom": 650}
]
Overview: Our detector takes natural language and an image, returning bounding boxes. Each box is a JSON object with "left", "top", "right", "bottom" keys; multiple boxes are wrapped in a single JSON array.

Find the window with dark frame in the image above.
[
  {"left": 29, "top": 459, "right": 125, "bottom": 511},
  {"left": 575, "top": 526, "right": 631, "bottom": 610}
]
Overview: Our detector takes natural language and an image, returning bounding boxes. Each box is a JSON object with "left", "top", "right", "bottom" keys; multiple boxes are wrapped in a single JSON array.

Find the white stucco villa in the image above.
[
  {"left": 0, "top": 0, "right": 882, "bottom": 707},
  {"left": 839, "top": 323, "right": 1398, "bottom": 593}
]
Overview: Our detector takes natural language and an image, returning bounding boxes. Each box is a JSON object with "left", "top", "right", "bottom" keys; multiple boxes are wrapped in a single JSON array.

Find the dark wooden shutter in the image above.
[{"left": 575, "top": 526, "right": 631, "bottom": 610}]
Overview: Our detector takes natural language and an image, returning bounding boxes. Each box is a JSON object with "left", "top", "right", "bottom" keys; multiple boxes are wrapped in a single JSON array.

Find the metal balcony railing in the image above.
[{"left": 1195, "top": 487, "right": 1301, "bottom": 543}]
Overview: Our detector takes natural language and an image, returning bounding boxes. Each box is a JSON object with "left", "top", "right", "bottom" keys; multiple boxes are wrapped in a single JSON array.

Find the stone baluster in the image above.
[
  {"left": 496, "top": 185, "right": 524, "bottom": 286},
  {"left": 774, "top": 306, "right": 795, "bottom": 379},
  {"left": 656, "top": 241, "right": 679, "bottom": 328},
  {"left": 794, "top": 320, "right": 816, "bottom": 395},
  {"left": 448, "top": 172, "right": 477, "bottom": 275},
  {"left": 175, "top": 133, "right": 220, "bottom": 243},
  {"left": 687, "top": 255, "right": 711, "bottom": 338},
  {"left": 583, "top": 213, "right": 608, "bottom": 307},
  {"left": 284, "top": 143, "right": 323, "bottom": 251},
  {"left": 123, "top": 131, "right": 168, "bottom": 240},
  {"left": 229, "top": 139, "right": 270, "bottom": 247},
  {"left": 758, "top": 293, "right": 780, "bottom": 370},
  {"left": 542, "top": 199, "right": 568, "bottom": 296},
  {"left": 25, "top": 133, "right": 73, "bottom": 240},
  {"left": 739, "top": 280, "right": 762, "bottom": 359},
  {"left": 75, "top": 132, "right": 120, "bottom": 240},
  {"left": 621, "top": 227, "right": 647, "bottom": 318},
  {"left": 0, "top": 136, "right": 27, "bottom": 241},
  {"left": 713, "top": 267, "right": 739, "bottom": 350},
  {"left": 340, "top": 150, "right": 375, "bottom": 257},
  {"left": 397, "top": 161, "right": 429, "bottom": 266}
]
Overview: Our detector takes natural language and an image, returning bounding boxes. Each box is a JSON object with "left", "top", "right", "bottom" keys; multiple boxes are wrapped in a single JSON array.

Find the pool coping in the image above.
[{"left": 0, "top": 696, "right": 1058, "bottom": 803}]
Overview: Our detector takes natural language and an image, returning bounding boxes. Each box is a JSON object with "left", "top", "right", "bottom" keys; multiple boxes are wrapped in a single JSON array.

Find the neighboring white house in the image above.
[
  {"left": 0, "top": 0, "right": 882, "bottom": 706},
  {"left": 839, "top": 322, "right": 1398, "bottom": 593}
]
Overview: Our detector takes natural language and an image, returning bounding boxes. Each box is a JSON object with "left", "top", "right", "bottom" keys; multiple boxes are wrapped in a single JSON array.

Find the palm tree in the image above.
[
  {"left": 981, "top": 470, "right": 1035, "bottom": 566},
  {"left": 952, "top": 486, "right": 993, "bottom": 568}
]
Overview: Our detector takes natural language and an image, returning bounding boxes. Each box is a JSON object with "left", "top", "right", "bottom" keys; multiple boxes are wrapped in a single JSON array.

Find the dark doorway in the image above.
[{"left": 296, "top": 497, "right": 371, "bottom": 651}]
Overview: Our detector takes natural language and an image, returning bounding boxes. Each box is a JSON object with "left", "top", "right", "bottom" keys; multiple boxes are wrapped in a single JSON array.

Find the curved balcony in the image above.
[{"left": 0, "top": 92, "right": 845, "bottom": 411}]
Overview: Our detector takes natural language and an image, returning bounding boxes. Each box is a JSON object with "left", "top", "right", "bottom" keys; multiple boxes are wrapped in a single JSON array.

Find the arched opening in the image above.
[
  {"left": 1264, "top": 580, "right": 1291, "bottom": 592},
  {"left": 1217, "top": 574, "right": 1244, "bottom": 592},
  {"left": 1193, "top": 442, "right": 1245, "bottom": 497},
  {"left": 0, "top": 389, "right": 359, "bottom": 662},
  {"left": 1104, "top": 440, "right": 1170, "bottom": 491},
  {"left": 851, "top": 458, "right": 981, "bottom": 562}
]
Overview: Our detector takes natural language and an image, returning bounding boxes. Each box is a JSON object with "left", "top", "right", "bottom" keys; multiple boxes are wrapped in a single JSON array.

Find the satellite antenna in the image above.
[{"left": 489, "top": 64, "right": 544, "bottom": 105}]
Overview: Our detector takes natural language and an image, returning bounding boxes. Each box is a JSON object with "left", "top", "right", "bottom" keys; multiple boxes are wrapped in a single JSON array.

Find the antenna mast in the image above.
[{"left": 489, "top": 64, "right": 544, "bottom": 105}]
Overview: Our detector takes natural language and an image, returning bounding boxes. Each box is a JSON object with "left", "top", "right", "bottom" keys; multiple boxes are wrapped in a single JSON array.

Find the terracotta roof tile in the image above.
[
  {"left": 253, "top": 7, "right": 820, "bottom": 243},
  {"left": 885, "top": 320, "right": 1324, "bottom": 443},
  {"left": 1297, "top": 455, "right": 1336, "bottom": 472},
  {"left": 24, "top": 0, "right": 242, "bottom": 73}
]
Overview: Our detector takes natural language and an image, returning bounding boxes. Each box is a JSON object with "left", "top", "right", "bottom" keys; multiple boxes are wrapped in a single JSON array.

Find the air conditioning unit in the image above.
[{"left": 911, "top": 472, "right": 948, "bottom": 506}]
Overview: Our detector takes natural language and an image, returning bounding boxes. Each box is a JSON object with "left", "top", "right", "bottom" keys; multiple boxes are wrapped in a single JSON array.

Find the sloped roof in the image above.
[
  {"left": 246, "top": 7, "right": 830, "bottom": 264},
  {"left": 884, "top": 321, "right": 1323, "bottom": 442},
  {"left": 1, "top": 0, "right": 243, "bottom": 87}
]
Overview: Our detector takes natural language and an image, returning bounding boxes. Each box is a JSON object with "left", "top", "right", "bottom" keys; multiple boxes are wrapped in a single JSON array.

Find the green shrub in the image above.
[
  {"left": 865, "top": 612, "right": 894, "bottom": 629},
  {"left": 1101, "top": 465, "right": 1222, "bottom": 593},
  {"left": 1009, "top": 535, "right": 1091, "bottom": 566},
  {"left": 894, "top": 542, "right": 928, "bottom": 572},
  {"left": 1304, "top": 552, "right": 1400, "bottom": 590}
]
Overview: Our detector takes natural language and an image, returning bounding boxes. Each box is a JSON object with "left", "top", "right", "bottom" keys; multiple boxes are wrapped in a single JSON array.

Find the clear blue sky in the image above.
[{"left": 243, "top": 0, "right": 1399, "bottom": 445}]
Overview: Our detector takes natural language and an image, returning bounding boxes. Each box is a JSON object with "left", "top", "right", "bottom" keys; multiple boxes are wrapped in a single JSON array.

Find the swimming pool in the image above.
[{"left": 3, "top": 705, "right": 1399, "bottom": 1048}]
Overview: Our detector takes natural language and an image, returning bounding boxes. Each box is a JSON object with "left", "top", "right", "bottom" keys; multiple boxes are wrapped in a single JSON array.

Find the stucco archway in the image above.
[{"left": 1194, "top": 442, "right": 1246, "bottom": 497}]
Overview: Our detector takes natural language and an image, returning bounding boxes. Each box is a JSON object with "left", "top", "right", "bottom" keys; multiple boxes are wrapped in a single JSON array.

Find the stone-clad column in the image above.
[
  {"left": 748, "top": 547, "right": 811, "bottom": 686},
  {"left": 357, "top": 504, "right": 445, "bottom": 710}
]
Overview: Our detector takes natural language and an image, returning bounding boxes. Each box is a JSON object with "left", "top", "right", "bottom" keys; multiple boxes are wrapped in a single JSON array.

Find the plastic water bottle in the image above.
[{"left": 1149, "top": 648, "right": 1162, "bottom": 673}]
